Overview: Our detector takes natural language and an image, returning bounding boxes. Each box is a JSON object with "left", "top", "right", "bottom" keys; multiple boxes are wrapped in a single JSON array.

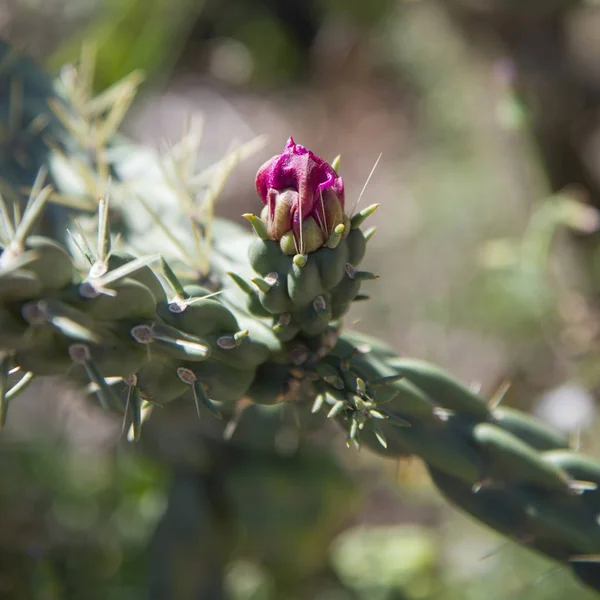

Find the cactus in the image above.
[{"left": 3, "top": 42, "right": 600, "bottom": 596}]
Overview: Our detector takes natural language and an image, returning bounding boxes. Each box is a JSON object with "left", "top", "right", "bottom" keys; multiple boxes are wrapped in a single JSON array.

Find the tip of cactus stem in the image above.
[
  {"left": 351, "top": 203, "right": 379, "bottom": 229},
  {"left": 293, "top": 254, "right": 307, "bottom": 268},
  {"left": 243, "top": 214, "right": 269, "bottom": 240}
]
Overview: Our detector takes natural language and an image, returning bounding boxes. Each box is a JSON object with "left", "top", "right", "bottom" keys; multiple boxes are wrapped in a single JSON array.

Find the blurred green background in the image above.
[{"left": 4, "top": 0, "right": 600, "bottom": 597}]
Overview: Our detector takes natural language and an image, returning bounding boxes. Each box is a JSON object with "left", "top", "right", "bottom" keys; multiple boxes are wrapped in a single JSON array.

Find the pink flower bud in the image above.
[{"left": 256, "top": 137, "right": 345, "bottom": 253}]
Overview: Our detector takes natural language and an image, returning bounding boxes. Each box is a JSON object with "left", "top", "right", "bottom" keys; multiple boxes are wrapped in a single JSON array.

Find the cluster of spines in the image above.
[{"left": 0, "top": 185, "right": 277, "bottom": 435}]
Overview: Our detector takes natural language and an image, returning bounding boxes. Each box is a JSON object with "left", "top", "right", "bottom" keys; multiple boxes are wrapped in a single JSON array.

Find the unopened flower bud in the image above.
[{"left": 255, "top": 137, "right": 345, "bottom": 254}]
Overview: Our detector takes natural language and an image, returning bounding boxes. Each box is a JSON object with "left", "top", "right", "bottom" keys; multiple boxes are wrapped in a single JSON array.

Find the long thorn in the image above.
[{"left": 350, "top": 152, "right": 382, "bottom": 218}]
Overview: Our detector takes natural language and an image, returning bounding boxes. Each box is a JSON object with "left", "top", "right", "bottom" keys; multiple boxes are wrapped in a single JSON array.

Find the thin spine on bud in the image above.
[{"left": 97, "top": 195, "right": 111, "bottom": 263}]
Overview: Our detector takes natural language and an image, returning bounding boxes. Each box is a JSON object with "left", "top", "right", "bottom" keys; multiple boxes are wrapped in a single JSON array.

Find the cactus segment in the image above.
[
  {"left": 108, "top": 254, "right": 168, "bottom": 303},
  {"left": 71, "top": 278, "right": 158, "bottom": 321},
  {"left": 385, "top": 358, "right": 491, "bottom": 421},
  {"left": 21, "top": 236, "right": 75, "bottom": 291},
  {"left": 158, "top": 293, "right": 239, "bottom": 338},
  {"left": 472, "top": 423, "right": 574, "bottom": 492},
  {"left": 134, "top": 356, "right": 189, "bottom": 405},
  {"left": 492, "top": 406, "right": 569, "bottom": 451},
  {"left": 0, "top": 269, "right": 43, "bottom": 302},
  {"left": 244, "top": 361, "right": 293, "bottom": 405}
]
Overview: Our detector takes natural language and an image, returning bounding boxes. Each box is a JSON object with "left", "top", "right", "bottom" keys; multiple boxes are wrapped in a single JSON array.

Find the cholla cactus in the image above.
[{"left": 3, "top": 43, "right": 600, "bottom": 596}]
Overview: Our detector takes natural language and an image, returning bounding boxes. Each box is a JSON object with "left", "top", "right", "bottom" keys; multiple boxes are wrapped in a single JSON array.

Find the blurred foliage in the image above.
[
  {"left": 40, "top": 0, "right": 395, "bottom": 90},
  {"left": 0, "top": 436, "right": 166, "bottom": 599},
  {"left": 48, "top": 0, "right": 206, "bottom": 92}
]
